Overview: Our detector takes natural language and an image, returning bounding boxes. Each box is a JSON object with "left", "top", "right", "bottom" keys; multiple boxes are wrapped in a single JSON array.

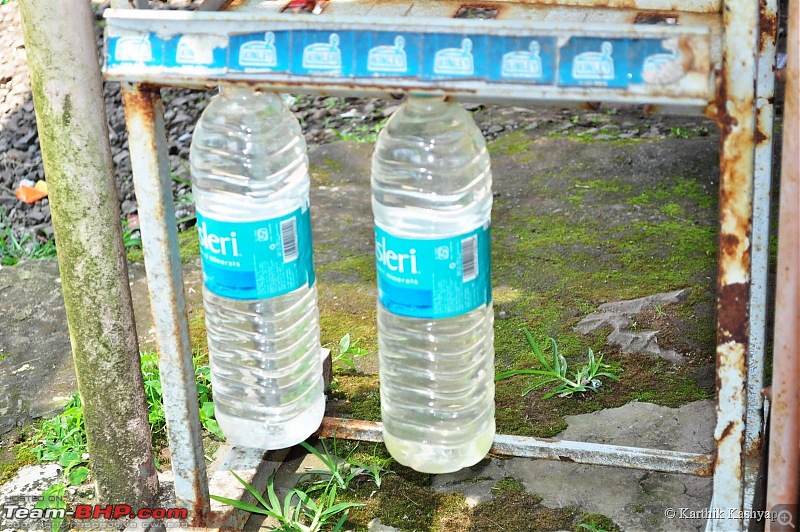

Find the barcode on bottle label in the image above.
[
  {"left": 461, "top": 235, "right": 478, "bottom": 282},
  {"left": 281, "top": 217, "right": 298, "bottom": 262}
]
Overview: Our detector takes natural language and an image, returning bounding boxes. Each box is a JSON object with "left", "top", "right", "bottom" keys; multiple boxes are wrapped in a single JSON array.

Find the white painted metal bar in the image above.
[
  {"left": 705, "top": 0, "right": 760, "bottom": 528},
  {"left": 743, "top": 0, "right": 779, "bottom": 522},
  {"left": 102, "top": 8, "right": 717, "bottom": 112},
  {"left": 120, "top": 83, "right": 211, "bottom": 524},
  {"left": 317, "top": 418, "right": 714, "bottom": 476}
]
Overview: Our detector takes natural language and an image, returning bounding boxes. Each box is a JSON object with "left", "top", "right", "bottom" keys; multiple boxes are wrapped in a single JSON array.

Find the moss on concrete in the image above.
[
  {"left": 487, "top": 131, "right": 534, "bottom": 157},
  {"left": 327, "top": 375, "right": 381, "bottom": 421},
  {"left": 472, "top": 489, "right": 579, "bottom": 531},
  {"left": 576, "top": 513, "right": 622, "bottom": 532},
  {"left": 492, "top": 476, "right": 526, "bottom": 494},
  {"left": 0, "top": 438, "right": 37, "bottom": 487}
]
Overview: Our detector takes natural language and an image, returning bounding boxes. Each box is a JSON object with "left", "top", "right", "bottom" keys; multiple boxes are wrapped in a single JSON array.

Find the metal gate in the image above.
[{"left": 101, "top": 0, "right": 779, "bottom": 529}]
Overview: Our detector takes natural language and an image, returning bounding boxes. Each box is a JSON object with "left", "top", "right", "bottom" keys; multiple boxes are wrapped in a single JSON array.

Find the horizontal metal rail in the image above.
[
  {"left": 103, "top": 8, "right": 717, "bottom": 111},
  {"left": 317, "top": 417, "right": 714, "bottom": 477}
]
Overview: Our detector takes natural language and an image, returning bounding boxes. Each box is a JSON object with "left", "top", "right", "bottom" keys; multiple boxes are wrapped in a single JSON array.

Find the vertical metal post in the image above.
[
  {"left": 120, "top": 84, "right": 211, "bottom": 524},
  {"left": 743, "top": 0, "right": 779, "bottom": 518},
  {"left": 706, "top": 0, "right": 759, "bottom": 529},
  {"left": 18, "top": 0, "right": 158, "bottom": 508},
  {"left": 765, "top": 0, "right": 800, "bottom": 524}
]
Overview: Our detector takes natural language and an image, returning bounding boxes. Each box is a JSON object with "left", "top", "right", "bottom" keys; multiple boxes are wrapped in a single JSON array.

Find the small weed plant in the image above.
[
  {"left": 140, "top": 351, "right": 224, "bottom": 440},
  {"left": 31, "top": 353, "right": 222, "bottom": 531},
  {"left": 0, "top": 208, "right": 57, "bottom": 266},
  {"left": 496, "top": 330, "right": 619, "bottom": 399},
  {"left": 212, "top": 438, "right": 390, "bottom": 531},
  {"left": 331, "top": 333, "right": 368, "bottom": 372}
]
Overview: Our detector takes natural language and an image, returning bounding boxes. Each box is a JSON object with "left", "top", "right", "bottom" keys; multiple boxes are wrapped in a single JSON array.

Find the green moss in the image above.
[
  {"left": 340, "top": 472, "right": 470, "bottom": 531},
  {"left": 327, "top": 375, "right": 381, "bottom": 421},
  {"left": 0, "top": 351, "right": 12, "bottom": 363},
  {"left": 487, "top": 131, "right": 534, "bottom": 156},
  {"left": 661, "top": 202, "right": 684, "bottom": 217},
  {"left": 572, "top": 178, "right": 634, "bottom": 195},
  {"left": 0, "top": 440, "right": 37, "bottom": 487},
  {"left": 472, "top": 490, "right": 579, "bottom": 531},
  {"left": 188, "top": 310, "right": 208, "bottom": 357},
  {"left": 549, "top": 132, "right": 648, "bottom": 147},
  {"left": 317, "top": 280, "right": 378, "bottom": 357},
  {"left": 492, "top": 477, "right": 526, "bottom": 494},
  {"left": 316, "top": 255, "right": 376, "bottom": 284},
  {"left": 576, "top": 513, "right": 622, "bottom": 532}
]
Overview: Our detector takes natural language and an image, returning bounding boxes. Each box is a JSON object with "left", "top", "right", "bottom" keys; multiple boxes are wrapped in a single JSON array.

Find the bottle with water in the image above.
[
  {"left": 371, "top": 95, "right": 495, "bottom": 473},
  {"left": 190, "top": 86, "right": 323, "bottom": 450}
]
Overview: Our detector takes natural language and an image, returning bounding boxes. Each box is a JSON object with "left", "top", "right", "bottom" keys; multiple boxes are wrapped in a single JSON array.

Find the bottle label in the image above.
[
  {"left": 375, "top": 222, "right": 491, "bottom": 319},
  {"left": 197, "top": 204, "right": 315, "bottom": 300}
]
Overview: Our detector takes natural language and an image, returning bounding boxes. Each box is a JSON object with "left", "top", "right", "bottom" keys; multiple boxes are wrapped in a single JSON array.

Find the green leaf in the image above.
[
  {"left": 230, "top": 470, "right": 272, "bottom": 512},
  {"left": 58, "top": 452, "right": 82, "bottom": 468},
  {"left": 203, "top": 419, "right": 225, "bottom": 440},
  {"left": 67, "top": 466, "right": 89, "bottom": 486},
  {"left": 495, "top": 369, "right": 554, "bottom": 381},
  {"left": 338, "top": 333, "right": 351, "bottom": 354},
  {"left": 201, "top": 401, "right": 215, "bottom": 419},
  {"left": 321, "top": 501, "right": 365, "bottom": 518},
  {"left": 209, "top": 495, "right": 276, "bottom": 517}
]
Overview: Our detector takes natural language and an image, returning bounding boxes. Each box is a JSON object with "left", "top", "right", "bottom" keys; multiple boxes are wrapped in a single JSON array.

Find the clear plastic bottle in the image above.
[
  {"left": 371, "top": 95, "right": 495, "bottom": 473},
  {"left": 190, "top": 86, "right": 323, "bottom": 450}
]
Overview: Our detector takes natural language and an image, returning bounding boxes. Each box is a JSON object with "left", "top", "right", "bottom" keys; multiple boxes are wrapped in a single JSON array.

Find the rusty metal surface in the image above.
[
  {"left": 120, "top": 84, "right": 210, "bottom": 525},
  {"left": 703, "top": 0, "right": 760, "bottom": 527},
  {"left": 766, "top": 0, "right": 800, "bottom": 524},
  {"left": 207, "top": 445, "right": 289, "bottom": 528},
  {"left": 317, "top": 417, "right": 714, "bottom": 476},
  {"left": 742, "top": 0, "right": 779, "bottom": 520},
  {"left": 230, "top": 0, "right": 723, "bottom": 15}
]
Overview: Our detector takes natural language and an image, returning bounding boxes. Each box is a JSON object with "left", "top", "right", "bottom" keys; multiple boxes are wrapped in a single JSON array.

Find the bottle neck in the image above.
[
  {"left": 405, "top": 94, "right": 449, "bottom": 113},
  {"left": 219, "top": 85, "right": 258, "bottom": 98}
]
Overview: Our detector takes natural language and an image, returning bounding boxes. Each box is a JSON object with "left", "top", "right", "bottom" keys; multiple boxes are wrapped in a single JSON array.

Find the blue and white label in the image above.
[
  {"left": 632, "top": 38, "right": 685, "bottom": 84},
  {"left": 559, "top": 38, "right": 629, "bottom": 88},
  {"left": 488, "top": 36, "right": 556, "bottom": 84},
  {"left": 106, "top": 34, "right": 163, "bottom": 69},
  {"left": 230, "top": 31, "right": 291, "bottom": 72},
  {"left": 163, "top": 34, "right": 228, "bottom": 70},
  {"left": 293, "top": 31, "right": 354, "bottom": 76},
  {"left": 423, "top": 34, "right": 488, "bottom": 80},
  {"left": 375, "top": 223, "right": 491, "bottom": 319},
  {"left": 197, "top": 205, "right": 315, "bottom": 300}
]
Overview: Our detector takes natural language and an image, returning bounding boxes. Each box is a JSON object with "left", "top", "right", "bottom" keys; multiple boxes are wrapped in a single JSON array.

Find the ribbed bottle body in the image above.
[
  {"left": 372, "top": 96, "right": 495, "bottom": 473},
  {"left": 190, "top": 87, "right": 323, "bottom": 449}
]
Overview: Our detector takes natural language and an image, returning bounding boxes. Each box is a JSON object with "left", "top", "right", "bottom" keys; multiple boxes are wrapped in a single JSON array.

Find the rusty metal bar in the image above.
[
  {"left": 704, "top": 0, "right": 760, "bottom": 527},
  {"left": 230, "top": 0, "right": 723, "bottom": 15},
  {"left": 317, "top": 417, "right": 714, "bottom": 476},
  {"left": 765, "top": 0, "right": 800, "bottom": 524},
  {"left": 120, "top": 83, "right": 210, "bottom": 524},
  {"left": 743, "top": 0, "right": 779, "bottom": 520},
  {"left": 101, "top": 8, "right": 716, "bottom": 113}
]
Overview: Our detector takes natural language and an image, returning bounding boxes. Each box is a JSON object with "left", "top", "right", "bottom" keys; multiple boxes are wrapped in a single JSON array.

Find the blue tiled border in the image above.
[{"left": 106, "top": 29, "right": 689, "bottom": 89}]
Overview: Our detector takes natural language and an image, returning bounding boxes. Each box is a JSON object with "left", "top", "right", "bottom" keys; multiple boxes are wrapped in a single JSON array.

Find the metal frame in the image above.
[{"left": 104, "top": 1, "right": 774, "bottom": 529}]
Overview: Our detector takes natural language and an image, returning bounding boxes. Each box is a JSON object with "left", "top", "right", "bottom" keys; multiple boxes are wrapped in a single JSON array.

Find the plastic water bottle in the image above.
[
  {"left": 371, "top": 95, "right": 495, "bottom": 473},
  {"left": 190, "top": 86, "right": 323, "bottom": 450}
]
